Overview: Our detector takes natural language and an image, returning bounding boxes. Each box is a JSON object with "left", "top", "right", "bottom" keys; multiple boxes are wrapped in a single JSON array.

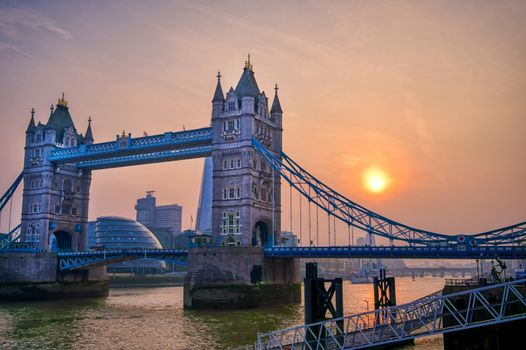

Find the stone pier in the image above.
[
  {"left": 184, "top": 246, "right": 300, "bottom": 309},
  {"left": 0, "top": 251, "right": 109, "bottom": 300}
]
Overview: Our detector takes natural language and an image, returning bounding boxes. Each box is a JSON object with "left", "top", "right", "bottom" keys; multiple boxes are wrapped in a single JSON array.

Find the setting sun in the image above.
[{"left": 364, "top": 168, "right": 390, "bottom": 194}]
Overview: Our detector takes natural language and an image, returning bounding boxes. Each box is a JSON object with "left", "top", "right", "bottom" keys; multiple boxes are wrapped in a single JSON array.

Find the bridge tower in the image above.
[
  {"left": 21, "top": 95, "right": 93, "bottom": 252},
  {"left": 210, "top": 57, "right": 283, "bottom": 247}
]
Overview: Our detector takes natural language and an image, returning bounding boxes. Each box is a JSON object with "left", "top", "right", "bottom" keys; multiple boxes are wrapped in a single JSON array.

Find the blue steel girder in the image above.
[
  {"left": 264, "top": 246, "right": 526, "bottom": 260},
  {"left": 252, "top": 138, "right": 526, "bottom": 246},
  {"left": 49, "top": 127, "right": 212, "bottom": 164},
  {"left": 58, "top": 249, "right": 188, "bottom": 270},
  {"left": 0, "top": 224, "right": 22, "bottom": 250},
  {"left": 76, "top": 145, "right": 212, "bottom": 170},
  {"left": 0, "top": 171, "right": 23, "bottom": 212}
]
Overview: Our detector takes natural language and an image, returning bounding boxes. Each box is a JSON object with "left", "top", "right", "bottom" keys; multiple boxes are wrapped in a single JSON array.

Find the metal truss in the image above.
[
  {"left": 49, "top": 127, "right": 212, "bottom": 164},
  {"left": 76, "top": 145, "right": 212, "bottom": 170},
  {"left": 253, "top": 138, "right": 526, "bottom": 246},
  {"left": 264, "top": 246, "right": 526, "bottom": 260},
  {"left": 0, "top": 171, "right": 23, "bottom": 212},
  {"left": 57, "top": 249, "right": 188, "bottom": 270},
  {"left": 0, "top": 224, "right": 21, "bottom": 250},
  {"left": 257, "top": 278, "right": 526, "bottom": 350}
]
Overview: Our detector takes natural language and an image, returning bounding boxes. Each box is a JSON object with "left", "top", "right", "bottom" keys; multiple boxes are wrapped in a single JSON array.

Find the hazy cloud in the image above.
[{"left": 0, "top": 6, "right": 71, "bottom": 40}]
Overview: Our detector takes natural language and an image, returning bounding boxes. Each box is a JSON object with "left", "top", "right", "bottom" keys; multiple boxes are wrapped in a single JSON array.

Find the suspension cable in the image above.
[
  {"left": 8, "top": 195, "right": 13, "bottom": 232},
  {"left": 272, "top": 167, "right": 275, "bottom": 247},
  {"left": 333, "top": 214, "right": 336, "bottom": 246},
  {"left": 289, "top": 182, "right": 292, "bottom": 233},
  {"left": 299, "top": 191, "right": 303, "bottom": 246},
  {"left": 308, "top": 187, "right": 312, "bottom": 246},
  {"left": 327, "top": 212, "right": 331, "bottom": 246},
  {"left": 316, "top": 205, "right": 319, "bottom": 246}
]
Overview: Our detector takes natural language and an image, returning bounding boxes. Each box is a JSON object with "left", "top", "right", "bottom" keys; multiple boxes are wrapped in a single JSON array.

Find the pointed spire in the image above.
[
  {"left": 212, "top": 71, "right": 225, "bottom": 102},
  {"left": 244, "top": 53, "right": 253, "bottom": 71},
  {"left": 57, "top": 92, "right": 68, "bottom": 108},
  {"left": 84, "top": 116, "right": 94, "bottom": 143},
  {"left": 270, "top": 84, "right": 283, "bottom": 113},
  {"left": 26, "top": 108, "right": 36, "bottom": 133},
  {"left": 235, "top": 56, "right": 260, "bottom": 98}
]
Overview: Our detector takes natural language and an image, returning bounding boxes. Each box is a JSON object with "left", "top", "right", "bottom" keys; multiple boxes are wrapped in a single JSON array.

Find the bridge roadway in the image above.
[{"left": 56, "top": 245, "right": 526, "bottom": 270}]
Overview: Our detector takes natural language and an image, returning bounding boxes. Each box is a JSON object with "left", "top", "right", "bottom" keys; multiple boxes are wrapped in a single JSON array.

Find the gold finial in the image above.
[
  {"left": 244, "top": 53, "right": 253, "bottom": 71},
  {"left": 57, "top": 92, "right": 68, "bottom": 107},
  {"left": 217, "top": 71, "right": 221, "bottom": 81},
  {"left": 122, "top": 130, "right": 126, "bottom": 138},
  {"left": 274, "top": 83, "right": 279, "bottom": 94},
  {"left": 31, "top": 108, "right": 35, "bottom": 118}
]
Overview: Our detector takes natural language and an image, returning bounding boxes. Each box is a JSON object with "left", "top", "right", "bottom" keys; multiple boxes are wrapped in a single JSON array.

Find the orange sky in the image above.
[{"left": 0, "top": 1, "right": 525, "bottom": 245}]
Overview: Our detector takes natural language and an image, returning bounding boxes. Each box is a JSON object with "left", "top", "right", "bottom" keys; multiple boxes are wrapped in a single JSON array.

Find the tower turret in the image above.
[
  {"left": 26, "top": 108, "right": 36, "bottom": 134},
  {"left": 212, "top": 71, "right": 225, "bottom": 119},
  {"left": 84, "top": 117, "right": 94, "bottom": 145}
]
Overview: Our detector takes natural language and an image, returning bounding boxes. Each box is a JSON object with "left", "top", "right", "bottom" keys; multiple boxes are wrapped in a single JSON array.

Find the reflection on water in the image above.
[{"left": 0, "top": 277, "right": 445, "bottom": 349}]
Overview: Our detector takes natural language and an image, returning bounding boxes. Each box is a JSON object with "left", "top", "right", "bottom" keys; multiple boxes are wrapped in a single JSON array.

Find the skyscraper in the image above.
[{"left": 135, "top": 192, "right": 182, "bottom": 248}]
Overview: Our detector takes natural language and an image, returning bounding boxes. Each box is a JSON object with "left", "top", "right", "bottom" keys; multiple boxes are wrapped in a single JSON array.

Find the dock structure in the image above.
[{"left": 257, "top": 278, "right": 526, "bottom": 350}]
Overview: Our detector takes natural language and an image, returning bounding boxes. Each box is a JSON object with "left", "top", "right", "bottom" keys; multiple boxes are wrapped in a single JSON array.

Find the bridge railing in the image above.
[
  {"left": 264, "top": 245, "right": 526, "bottom": 259},
  {"left": 257, "top": 278, "right": 526, "bottom": 350}
]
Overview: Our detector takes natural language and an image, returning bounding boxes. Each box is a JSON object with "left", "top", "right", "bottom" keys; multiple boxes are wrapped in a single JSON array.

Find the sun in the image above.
[{"left": 363, "top": 168, "right": 390, "bottom": 194}]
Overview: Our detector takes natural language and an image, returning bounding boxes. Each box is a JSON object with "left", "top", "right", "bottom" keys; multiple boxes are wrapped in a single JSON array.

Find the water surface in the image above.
[{"left": 0, "top": 277, "right": 445, "bottom": 349}]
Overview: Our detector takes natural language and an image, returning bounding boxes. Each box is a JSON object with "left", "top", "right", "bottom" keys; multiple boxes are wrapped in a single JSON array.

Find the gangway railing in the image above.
[{"left": 257, "top": 278, "right": 526, "bottom": 350}]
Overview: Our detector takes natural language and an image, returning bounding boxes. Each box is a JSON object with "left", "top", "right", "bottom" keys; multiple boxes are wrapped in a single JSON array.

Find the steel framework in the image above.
[
  {"left": 0, "top": 224, "right": 21, "bottom": 250},
  {"left": 57, "top": 249, "right": 188, "bottom": 270},
  {"left": 257, "top": 278, "right": 526, "bottom": 350},
  {"left": 264, "top": 246, "right": 526, "bottom": 260},
  {"left": 0, "top": 171, "right": 23, "bottom": 212},
  {"left": 253, "top": 138, "right": 526, "bottom": 246},
  {"left": 49, "top": 127, "right": 212, "bottom": 164}
]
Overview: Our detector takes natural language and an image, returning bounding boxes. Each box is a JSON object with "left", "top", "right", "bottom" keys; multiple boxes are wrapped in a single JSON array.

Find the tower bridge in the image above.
[{"left": 1, "top": 58, "right": 526, "bottom": 305}]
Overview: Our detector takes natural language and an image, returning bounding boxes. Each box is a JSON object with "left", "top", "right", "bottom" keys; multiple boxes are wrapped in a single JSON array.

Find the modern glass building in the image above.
[{"left": 95, "top": 216, "right": 166, "bottom": 274}]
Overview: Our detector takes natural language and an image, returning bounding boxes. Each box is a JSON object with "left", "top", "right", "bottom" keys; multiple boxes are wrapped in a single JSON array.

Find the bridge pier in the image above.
[
  {"left": 0, "top": 251, "right": 108, "bottom": 300},
  {"left": 183, "top": 246, "right": 300, "bottom": 309}
]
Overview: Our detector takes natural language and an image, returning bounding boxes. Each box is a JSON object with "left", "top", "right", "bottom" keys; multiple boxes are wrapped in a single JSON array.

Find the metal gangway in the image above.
[{"left": 257, "top": 278, "right": 526, "bottom": 349}]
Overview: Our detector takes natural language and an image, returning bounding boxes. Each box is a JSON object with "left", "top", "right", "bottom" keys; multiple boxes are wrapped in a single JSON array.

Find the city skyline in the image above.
[{"left": 1, "top": 1, "right": 525, "bottom": 244}]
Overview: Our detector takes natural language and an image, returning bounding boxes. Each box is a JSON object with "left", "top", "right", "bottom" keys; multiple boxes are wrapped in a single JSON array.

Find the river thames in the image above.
[{"left": 0, "top": 277, "right": 445, "bottom": 349}]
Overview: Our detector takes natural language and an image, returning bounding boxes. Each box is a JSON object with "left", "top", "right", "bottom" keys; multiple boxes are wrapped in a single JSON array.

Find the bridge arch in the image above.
[
  {"left": 252, "top": 219, "right": 273, "bottom": 248},
  {"left": 49, "top": 229, "right": 76, "bottom": 252}
]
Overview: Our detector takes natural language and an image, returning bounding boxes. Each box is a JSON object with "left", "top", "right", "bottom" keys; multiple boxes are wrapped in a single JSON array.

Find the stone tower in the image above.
[
  {"left": 21, "top": 95, "right": 93, "bottom": 251},
  {"left": 211, "top": 57, "right": 283, "bottom": 247}
]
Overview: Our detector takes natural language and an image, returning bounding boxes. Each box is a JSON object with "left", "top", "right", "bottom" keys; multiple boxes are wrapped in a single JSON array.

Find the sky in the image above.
[{"left": 0, "top": 0, "right": 525, "bottom": 248}]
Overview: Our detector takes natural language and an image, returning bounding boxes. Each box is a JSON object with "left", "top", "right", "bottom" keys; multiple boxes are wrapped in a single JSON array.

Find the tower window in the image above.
[
  {"left": 224, "top": 186, "right": 241, "bottom": 200},
  {"left": 228, "top": 101, "right": 236, "bottom": 111},
  {"left": 221, "top": 210, "right": 241, "bottom": 234}
]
